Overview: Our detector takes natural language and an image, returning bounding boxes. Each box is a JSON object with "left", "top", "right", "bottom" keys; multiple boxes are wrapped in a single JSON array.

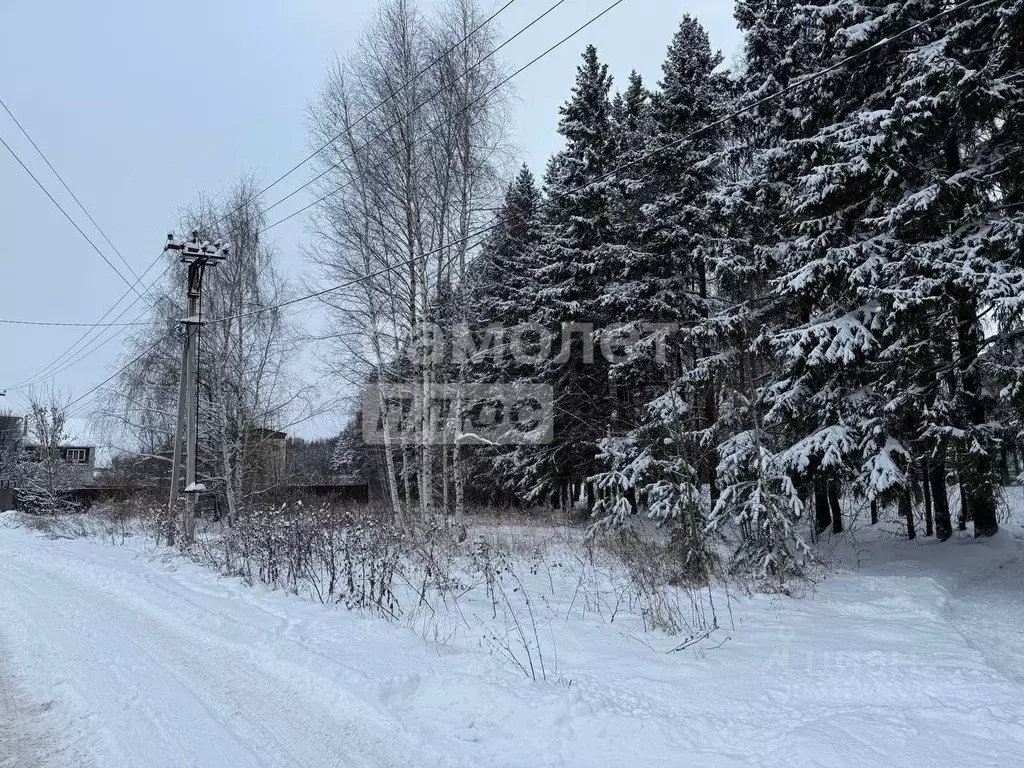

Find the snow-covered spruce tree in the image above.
[
  {"left": 529, "top": 45, "right": 618, "bottom": 508},
  {"left": 692, "top": 0, "right": 812, "bottom": 576},
  {"left": 755, "top": 0, "right": 918, "bottom": 539},
  {"left": 763, "top": 0, "right": 1024, "bottom": 541},
  {"left": 462, "top": 165, "right": 547, "bottom": 501},
  {"left": 906, "top": 0, "right": 1024, "bottom": 538},
  {"left": 593, "top": 17, "right": 731, "bottom": 579},
  {"left": 987, "top": 0, "right": 1024, "bottom": 487},
  {"left": 467, "top": 165, "right": 543, "bottom": 354},
  {"left": 605, "top": 70, "right": 655, "bottom": 282}
]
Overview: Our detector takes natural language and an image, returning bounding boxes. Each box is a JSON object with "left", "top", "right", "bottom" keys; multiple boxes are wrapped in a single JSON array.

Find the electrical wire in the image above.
[
  {"left": 3, "top": 259, "right": 173, "bottom": 393},
  {"left": 4, "top": 1, "right": 531, "bottom": 390},
  {"left": 65, "top": 334, "right": 173, "bottom": 412},
  {"left": 0, "top": 133, "right": 147, "bottom": 299},
  {"left": 16, "top": 289, "right": 171, "bottom": 392},
  {"left": 0, "top": 96, "right": 142, "bottom": 283},
  {"left": 0, "top": 318, "right": 148, "bottom": 328},
  {"left": 60, "top": 0, "right": 994, "bottom": 411},
  {"left": 11, "top": 0, "right": 594, "bottom": 399},
  {"left": 227, "top": 0, "right": 992, "bottom": 325},
  {"left": 206, "top": 0, "right": 523, "bottom": 232},
  {"left": 260, "top": 0, "right": 624, "bottom": 233},
  {"left": 258, "top": 0, "right": 572, "bottom": 221}
]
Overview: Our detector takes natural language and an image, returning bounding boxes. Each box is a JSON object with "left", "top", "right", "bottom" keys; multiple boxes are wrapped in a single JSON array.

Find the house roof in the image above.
[
  {"left": 249, "top": 427, "right": 288, "bottom": 440},
  {"left": 21, "top": 417, "right": 115, "bottom": 469}
]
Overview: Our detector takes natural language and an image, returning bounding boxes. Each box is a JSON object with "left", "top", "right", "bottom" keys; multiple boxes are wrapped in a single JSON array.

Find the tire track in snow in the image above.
[
  {"left": 0, "top": 531, "right": 462, "bottom": 768},
  {"left": 0, "top": 636, "right": 77, "bottom": 768},
  {"left": 947, "top": 551, "right": 1024, "bottom": 689}
]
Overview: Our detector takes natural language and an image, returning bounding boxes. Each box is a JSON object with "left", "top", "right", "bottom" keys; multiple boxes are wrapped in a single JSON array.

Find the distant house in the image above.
[
  {"left": 13, "top": 415, "right": 103, "bottom": 490},
  {"left": 109, "top": 450, "right": 172, "bottom": 489},
  {"left": 284, "top": 436, "right": 370, "bottom": 501},
  {"left": 7, "top": 417, "right": 371, "bottom": 509},
  {"left": 21, "top": 443, "right": 97, "bottom": 487}
]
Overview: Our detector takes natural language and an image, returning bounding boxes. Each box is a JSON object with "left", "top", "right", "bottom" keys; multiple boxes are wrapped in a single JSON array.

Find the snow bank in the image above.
[{"left": 1, "top": 500, "right": 1024, "bottom": 766}]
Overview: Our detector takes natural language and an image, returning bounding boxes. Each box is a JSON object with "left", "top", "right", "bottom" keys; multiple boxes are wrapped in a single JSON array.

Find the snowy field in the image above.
[{"left": 2, "top": 499, "right": 1024, "bottom": 767}]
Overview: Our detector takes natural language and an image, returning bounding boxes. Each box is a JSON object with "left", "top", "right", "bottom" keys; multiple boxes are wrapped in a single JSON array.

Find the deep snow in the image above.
[{"left": 1, "top": 502, "right": 1024, "bottom": 767}]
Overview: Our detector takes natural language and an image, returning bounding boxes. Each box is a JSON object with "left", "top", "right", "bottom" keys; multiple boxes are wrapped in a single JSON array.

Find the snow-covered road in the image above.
[
  {"left": 0, "top": 528, "right": 454, "bottom": 768},
  {"left": 3, "top": 515, "right": 1024, "bottom": 768}
]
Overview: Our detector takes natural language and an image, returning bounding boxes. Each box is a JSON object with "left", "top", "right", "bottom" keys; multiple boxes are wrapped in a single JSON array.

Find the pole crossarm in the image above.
[{"left": 165, "top": 230, "right": 229, "bottom": 265}]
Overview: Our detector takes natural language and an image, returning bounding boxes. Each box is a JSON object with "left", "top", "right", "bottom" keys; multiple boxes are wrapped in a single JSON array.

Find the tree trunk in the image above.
[
  {"left": 453, "top": 442, "right": 465, "bottom": 531},
  {"left": 220, "top": 399, "right": 239, "bottom": 529},
  {"left": 401, "top": 442, "right": 414, "bottom": 514},
  {"left": 921, "top": 458, "right": 933, "bottom": 537},
  {"left": 957, "top": 296, "right": 998, "bottom": 538},
  {"left": 452, "top": 381, "right": 466, "bottom": 531},
  {"left": 441, "top": 440, "right": 450, "bottom": 520},
  {"left": 969, "top": 473, "right": 998, "bottom": 538},
  {"left": 827, "top": 480, "right": 843, "bottom": 534},
  {"left": 930, "top": 448, "right": 952, "bottom": 541},
  {"left": 813, "top": 475, "right": 831, "bottom": 535},
  {"left": 703, "top": 373, "right": 719, "bottom": 507},
  {"left": 958, "top": 474, "right": 969, "bottom": 532},
  {"left": 377, "top": 393, "right": 405, "bottom": 527},
  {"left": 419, "top": 356, "right": 434, "bottom": 524},
  {"left": 796, "top": 479, "right": 810, "bottom": 525},
  {"left": 900, "top": 489, "right": 915, "bottom": 540},
  {"left": 870, "top": 499, "right": 878, "bottom": 526}
]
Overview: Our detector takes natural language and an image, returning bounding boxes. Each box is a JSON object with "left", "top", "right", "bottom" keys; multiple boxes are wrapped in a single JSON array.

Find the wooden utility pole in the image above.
[{"left": 166, "top": 231, "right": 227, "bottom": 545}]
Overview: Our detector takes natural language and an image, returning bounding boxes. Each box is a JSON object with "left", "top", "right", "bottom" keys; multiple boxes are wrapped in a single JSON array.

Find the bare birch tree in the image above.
[
  {"left": 18, "top": 388, "right": 78, "bottom": 514},
  {"left": 306, "top": 0, "right": 509, "bottom": 527}
]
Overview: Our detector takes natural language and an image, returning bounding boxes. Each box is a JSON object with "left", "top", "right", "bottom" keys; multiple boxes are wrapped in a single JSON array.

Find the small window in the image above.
[{"left": 66, "top": 448, "right": 88, "bottom": 464}]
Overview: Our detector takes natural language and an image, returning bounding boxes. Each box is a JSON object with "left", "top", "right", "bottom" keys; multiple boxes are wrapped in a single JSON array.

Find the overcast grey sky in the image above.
[{"left": 0, "top": 0, "right": 740, "bottom": 436}]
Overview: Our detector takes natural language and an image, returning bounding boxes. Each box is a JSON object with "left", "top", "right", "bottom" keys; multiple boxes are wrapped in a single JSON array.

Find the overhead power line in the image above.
[
  {"left": 0, "top": 96, "right": 175, "bottom": 390},
  {"left": 0, "top": 318, "right": 148, "bottom": 328},
  {"left": 8, "top": 0, "right": 525, "bottom": 395},
  {"left": 258, "top": 0, "right": 572, "bottom": 221},
  {"left": 260, "top": 0, "right": 622, "bottom": 233},
  {"left": 64, "top": 0, "right": 990, "bottom": 413},
  {"left": 231, "top": 0, "right": 993, "bottom": 322},
  {"left": 66, "top": 334, "right": 171, "bottom": 412},
  {"left": 53, "top": 0, "right": 611, "bottom": 415},
  {"left": 0, "top": 133, "right": 146, "bottom": 300},
  {"left": 0, "top": 96, "right": 142, "bottom": 284},
  {"left": 207, "top": 0, "right": 524, "bottom": 232},
  {"left": 2, "top": 257, "right": 171, "bottom": 393},
  {"left": 11, "top": 287, "right": 171, "bottom": 394}
]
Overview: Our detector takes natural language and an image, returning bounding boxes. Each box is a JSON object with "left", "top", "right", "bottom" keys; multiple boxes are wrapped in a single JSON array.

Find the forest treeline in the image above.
[
  {"left": 333, "top": 0, "right": 1024, "bottom": 581},
  {"left": 105, "top": 0, "right": 1024, "bottom": 581}
]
